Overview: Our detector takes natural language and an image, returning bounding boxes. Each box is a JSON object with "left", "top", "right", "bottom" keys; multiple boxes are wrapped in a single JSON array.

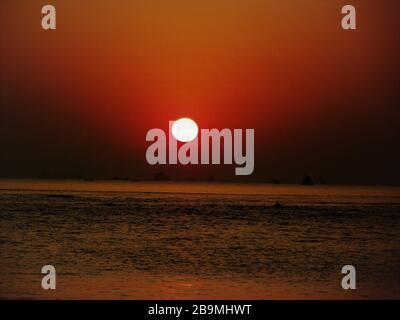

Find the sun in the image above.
[{"left": 171, "top": 118, "right": 198, "bottom": 142}]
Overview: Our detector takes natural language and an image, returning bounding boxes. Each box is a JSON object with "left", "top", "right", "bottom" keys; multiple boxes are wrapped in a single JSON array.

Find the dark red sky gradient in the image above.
[{"left": 1, "top": 0, "right": 399, "bottom": 184}]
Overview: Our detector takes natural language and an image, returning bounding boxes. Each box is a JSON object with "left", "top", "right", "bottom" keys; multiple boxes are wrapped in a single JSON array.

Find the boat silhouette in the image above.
[{"left": 301, "top": 174, "right": 314, "bottom": 186}]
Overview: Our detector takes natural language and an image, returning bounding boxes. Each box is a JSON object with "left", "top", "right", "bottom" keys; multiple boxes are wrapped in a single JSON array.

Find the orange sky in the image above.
[{"left": 0, "top": 0, "right": 399, "bottom": 183}]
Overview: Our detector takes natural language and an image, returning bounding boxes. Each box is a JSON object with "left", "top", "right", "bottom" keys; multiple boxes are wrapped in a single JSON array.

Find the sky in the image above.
[{"left": 0, "top": 0, "right": 399, "bottom": 184}]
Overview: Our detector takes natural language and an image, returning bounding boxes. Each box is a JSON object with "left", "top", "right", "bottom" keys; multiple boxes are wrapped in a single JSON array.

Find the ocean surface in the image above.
[{"left": 0, "top": 180, "right": 399, "bottom": 299}]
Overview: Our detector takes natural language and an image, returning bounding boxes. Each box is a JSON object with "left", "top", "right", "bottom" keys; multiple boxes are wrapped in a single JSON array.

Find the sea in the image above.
[{"left": 0, "top": 180, "right": 399, "bottom": 299}]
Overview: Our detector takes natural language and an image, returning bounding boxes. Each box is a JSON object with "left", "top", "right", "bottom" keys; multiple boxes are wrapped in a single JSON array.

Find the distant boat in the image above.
[{"left": 301, "top": 175, "right": 314, "bottom": 186}]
